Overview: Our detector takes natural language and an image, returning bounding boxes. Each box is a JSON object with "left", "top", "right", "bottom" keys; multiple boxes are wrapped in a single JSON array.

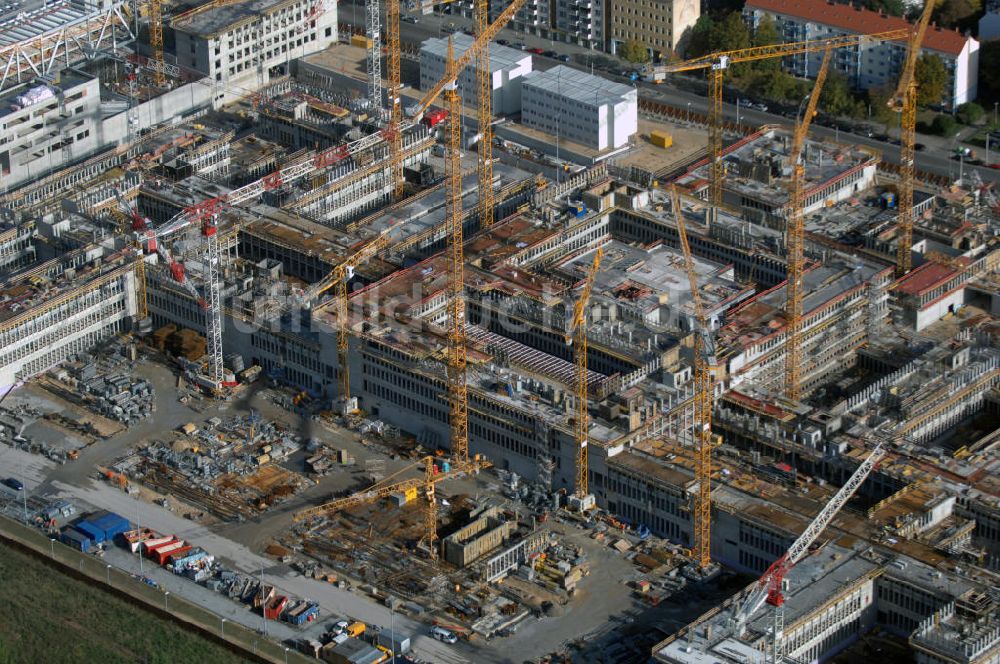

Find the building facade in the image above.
[
  {"left": 419, "top": 35, "right": 532, "bottom": 116},
  {"left": 520, "top": 66, "right": 637, "bottom": 151},
  {"left": 0, "top": 74, "right": 103, "bottom": 192},
  {"left": 174, "top": 0, "right": 338, "bottom": 102},
  {"left": 744, "top": 0, "right": 979, "bottom": 107},
  {"left": 609, "top": 0, "right": 699, "bottom": 60}
]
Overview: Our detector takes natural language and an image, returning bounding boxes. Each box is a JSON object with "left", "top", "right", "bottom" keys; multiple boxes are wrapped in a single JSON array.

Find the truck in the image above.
[{"left": 346, "top": 621, "right": 366, "bottom": 638}]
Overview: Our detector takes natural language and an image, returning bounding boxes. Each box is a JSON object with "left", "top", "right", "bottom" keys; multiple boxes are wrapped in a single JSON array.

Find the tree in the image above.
[
  {"left": 915, "top": 54, "right": 948, "bottom": 106},
  {"left": 935, "top": 0, "right": 981, "bottom": 29},
  {"left": 712, "top": 11, "right": 750, "bottom": 53},
  {"left": 931, "top": 113, "right": 959, "bottom": 136},
  {"left": 866, "top": 83, "right": 897, "bottom": 125},
  {"left": 750, "top": 16, "right": 781, "bottom": 74},
  {"left": 685, "top": 15, "right": 715, "bottom": 59},
  {"left": 621, "top": 39, "right": 650, "bottom": 63},
  {"left": 858, "top": 0, "right": 905, "bottom": 15},
  {"left": 820, "top": 72, "right": 865, "bottom": 119},
  {"left": 956, "top": 102, "right": 985, "bottom": 125},
  {"left": 978, "top": 42, "right": 1000, "bottom": 110}
]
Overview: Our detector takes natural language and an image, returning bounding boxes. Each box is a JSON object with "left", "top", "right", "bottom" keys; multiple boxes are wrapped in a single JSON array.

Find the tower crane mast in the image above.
[
  {"left": 783, "top": 45, "right": 833, "bottom": 402},
  {"left": 891, "top": 0, "right": 935, "bottom": 277},
  {"left": 670, "top": 184, "right": 716, "bottom": 570},
  {"left": 443, "top": 37, "right": 469, "bottom": 464},
  {"left": 565, "top": 247, "right": 604, "bottom": 501},
  {"left": 476, "top": 0, "right": 495, "bottom": 230}
]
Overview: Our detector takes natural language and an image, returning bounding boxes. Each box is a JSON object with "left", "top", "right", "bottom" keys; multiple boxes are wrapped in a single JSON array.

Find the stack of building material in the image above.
[
  {"left": 166, "top": 329, "right": 207, "bottom": 361},
  {"left": 151, "top": 324, "right": 177, "bottom": 351}
]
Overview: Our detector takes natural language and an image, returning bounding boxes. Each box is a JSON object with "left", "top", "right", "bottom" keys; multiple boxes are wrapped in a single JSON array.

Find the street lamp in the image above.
[
  {"left": 49, "top": 538, "right": 55, "bottom": 558},
  {"left": 164, "top": 591, "right": 170, "bottom": 611},
  {"left": 106, "top": 564, "right": 112, "bottom": 585},
  {"left": 284, "top": 647, "right": 290, "bottom": 664},
  {"left": 220, "top": 618, "right": 227, "bottom": 637},
  {"left": 686, "top": 102, "right": 691, "bottom": 124}
]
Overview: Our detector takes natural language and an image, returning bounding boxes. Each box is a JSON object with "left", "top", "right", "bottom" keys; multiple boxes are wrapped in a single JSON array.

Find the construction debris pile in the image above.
[{"left": 112, "top": 413, "right": 310, "bottom": 521}]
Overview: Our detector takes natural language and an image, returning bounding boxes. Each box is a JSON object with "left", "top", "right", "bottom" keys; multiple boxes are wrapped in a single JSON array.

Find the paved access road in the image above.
[{"left": 340, "top": 3, "right": 1000, "bottom": 187}]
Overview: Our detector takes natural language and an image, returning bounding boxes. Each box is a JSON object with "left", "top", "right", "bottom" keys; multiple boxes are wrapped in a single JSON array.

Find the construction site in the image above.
[{"left": 0, "top": 0, "right": 999, "bottom": 662}]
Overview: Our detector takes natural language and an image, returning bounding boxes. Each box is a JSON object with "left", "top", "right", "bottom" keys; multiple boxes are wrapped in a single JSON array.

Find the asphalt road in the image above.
[{"left": 339, "top": 4, "right": 1000, "bottom": 186}]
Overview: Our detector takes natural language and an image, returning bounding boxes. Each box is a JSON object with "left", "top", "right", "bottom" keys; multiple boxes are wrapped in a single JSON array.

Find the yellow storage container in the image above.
[
  {"left": 650, "top": 131, "right": 673, "bottom": 148},
  {"left": 351, "top": 34, "right": 373, "bottom": 49}
]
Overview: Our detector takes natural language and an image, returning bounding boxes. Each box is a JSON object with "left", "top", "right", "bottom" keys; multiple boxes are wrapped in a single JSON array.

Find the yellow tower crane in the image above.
[
  {"left": 305, "top": 233, "right": 391, "bottom": 412},
  {"left": 649, "top": 29, "right": 908, "bottom": 208},
  {"left": 391, "top": 0, "right": 528, "bottom": 197},
  {"left": 387, "top": 0, "right": 404, "bottom": 199},
  {"left": 443, "top": 37, "right": 470, "bottom": 464},
  {"left": 148, "top": 0, "right": 165, "bottom": 87},
  {"left": 476, "top": 0, "right": 495, "bottom": 230},
  {"left": 783, "top": 46, "right": 833, "bottom": 402},
  {"left": 565, "top": 246, "right": 604, "bottom": 502},
  {"left": 890, "top": 0, "right": 935, "bottom": 277},
  {"left": 669, "top": 184, "right": 715, "bottom": 570}
]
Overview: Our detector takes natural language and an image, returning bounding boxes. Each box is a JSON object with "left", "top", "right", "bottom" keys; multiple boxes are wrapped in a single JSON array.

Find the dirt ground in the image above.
[{"left": 616, "top": 116, "right": 708, "bottom": 175}]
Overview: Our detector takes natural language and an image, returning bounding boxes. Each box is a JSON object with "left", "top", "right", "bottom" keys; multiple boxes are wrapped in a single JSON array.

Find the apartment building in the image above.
[
  {"left": 609, "top": 0, "right": 699, "bottom": 60},
  {"left": 553, "top": 0, "right": 607, "bottom": 49},
  {"left": 0, "top": 74, "right": 102, "bottom": 192},
  {"left": 744, "top": 0, "right": 979, "bottom": 107},
  {"left": 520, "top": 65, "right": 637, "bottom": 151},
  {"left": 174, "top": 0, "right": 338, "bottom": 102}
]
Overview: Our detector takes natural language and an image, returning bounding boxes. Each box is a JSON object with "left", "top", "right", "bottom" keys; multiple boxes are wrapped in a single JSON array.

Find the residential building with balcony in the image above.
[{"left": 744, "top": 0, "right": 979, "bottom": 107}]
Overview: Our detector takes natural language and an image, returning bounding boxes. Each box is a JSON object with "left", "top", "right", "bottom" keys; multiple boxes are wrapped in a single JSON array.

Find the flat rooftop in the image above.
[
  {"left": 173, "top": 0, "right": 297, "bottom": 38},
  {"left": 522, "top": 65, "right": 637, "bottom": 107},
  {"left": 655, "top": 544, "right": 879, "bottom": 664},
  {"left": 421, "top": 33, "right": 530, "bottom": 73},
  {"left": 677, "top": 128, "right": 877, "bottom": 208},
  {"left": 716, "top": 254, "right": 887, "bottom": 350},
  {"left": 558, "top": 240, "right": 751, "bottom": 322}
]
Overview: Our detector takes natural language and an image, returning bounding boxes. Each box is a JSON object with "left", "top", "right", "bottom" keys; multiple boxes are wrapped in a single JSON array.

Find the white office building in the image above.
[
  {"left": 520, "top": 65, "right": 637, "bottom": 151},
  {"left": 174, "top": 0, "right": 338, "bottom": 102},
  {"left": 744, "top": 0, "right": 979, "bottom": 107},
  {"left": 419, "top": 34, "right": 532, "bottom": 115}
]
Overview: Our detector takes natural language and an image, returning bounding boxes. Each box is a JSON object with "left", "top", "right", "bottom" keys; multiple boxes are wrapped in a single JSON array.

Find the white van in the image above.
[{"left": 429, "top": 626, "right": 458, "bottom": 644}]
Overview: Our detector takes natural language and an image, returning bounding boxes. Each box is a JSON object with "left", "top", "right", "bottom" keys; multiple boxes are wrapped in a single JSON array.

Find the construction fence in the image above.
[{"left": 0, "top": 515, "right": 314, "bottom": 664}]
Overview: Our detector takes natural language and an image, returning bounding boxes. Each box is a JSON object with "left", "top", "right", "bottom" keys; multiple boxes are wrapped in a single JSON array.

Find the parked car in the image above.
[
  {"left": 496, "top": 38, "right": 509, "bottom": 45},
  {"left": 513, "top": 42, "right": 526, "bottom": 50},
  {"left": 989, "top": 163, "right": 1000, "bottom": 170},
  {"left": 557, "top": 54, "right": 571, "bottom": 62},
  {"left": 542, "top": 50, "right": 557, "bottom": 58},
  {"left": 402, "top": 14, "right": 418, "bottom": 23},
  {"left": 430, "top": 627, "right": 458, "bottom": 644},
  {"left": 330, "top": 619, "right": 350, "bottom": 635},
  {"left": 528, "top": 47, "right": 545, "bottom": 55},
  {"left": 914, "top": 143, "right": 926, "bottom": 151},
  {"left": 3, "top": 477, "right": 24, "bottom": 491}
]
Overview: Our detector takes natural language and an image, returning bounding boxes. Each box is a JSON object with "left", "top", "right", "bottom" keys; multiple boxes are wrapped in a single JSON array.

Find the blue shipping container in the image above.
[
  {"left": 90, "top": 512, "right": 131, "bottom": 541},
  {"left": 74, "top": 521, "right": 106, "bottom": 544},
  {"left": 288, "top": 603, "right": 319, "bottom": 625},
  {"left": 61, "top": 529, "right": 91, "bottom": 552}
]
